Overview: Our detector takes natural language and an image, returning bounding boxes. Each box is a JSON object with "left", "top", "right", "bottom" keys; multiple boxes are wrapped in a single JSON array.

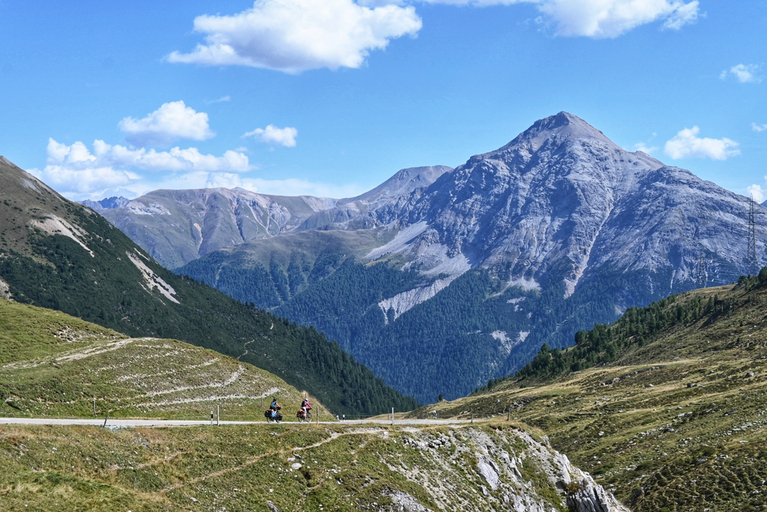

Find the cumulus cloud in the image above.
[
  {"left": 418, "top": 0, "right": 699, "bottom": 37},
  {"left": 720, "top": 64, "right": 763, "bottom": 84},
  {"left": 663, "top": 126, "right": 740, "bottom": 161},
  {"left": 747, "top": 184, "right": 765, "bottom": 204},
  {"left": 752, "top": 122, "right": 767, "bottom": 133},
  {"left": 166, "top": 0, "right": 422, "bottom": 73},
  {"left": 31, "top": 138, "right": 253, "bottom": 200},
  {"left": 118, "top": 101, "right": 215, "bottom": 147},
  {"left": 244, "top": 125, "right": 298, "bottom": 147},
  {"left": 47, "top": 139, "right": 250, "bottom": 173}
]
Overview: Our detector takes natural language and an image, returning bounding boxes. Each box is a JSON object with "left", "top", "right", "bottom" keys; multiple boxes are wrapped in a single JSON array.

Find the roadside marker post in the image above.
[
  {"left": 210, "top": 411, "right": 214, "bottom": 425},
  {"left": 217, "top": 405, "right": 220, "bottom": 426}
]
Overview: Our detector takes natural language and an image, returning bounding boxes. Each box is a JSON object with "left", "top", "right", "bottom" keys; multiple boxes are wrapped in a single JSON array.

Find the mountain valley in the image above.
[
  {"left": 0, "top": 156, "right": 417, "bottom": 417},
  {"left": 107, "top": 112, "right": 767, "bottom": 403}
]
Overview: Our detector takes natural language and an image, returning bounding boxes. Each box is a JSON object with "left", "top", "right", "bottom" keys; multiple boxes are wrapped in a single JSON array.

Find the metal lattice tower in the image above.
[
  {"left": 696, "top": 253, "right": 707, "bottom": 288},
  {"left": 748, "top": 195, "right": 758, "bottom": 276}
]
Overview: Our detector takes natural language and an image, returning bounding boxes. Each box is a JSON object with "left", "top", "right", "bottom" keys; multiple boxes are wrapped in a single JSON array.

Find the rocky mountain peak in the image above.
[
  {"left": 346, "top": 165, "right": 453, "bottom": 205},
  {"left": 507, "top": 111, "right": 612, "bottom": 148}
]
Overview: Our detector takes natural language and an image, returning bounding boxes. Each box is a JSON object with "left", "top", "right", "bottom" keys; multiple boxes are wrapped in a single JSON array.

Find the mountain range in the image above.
[
  {"left": 0, "top": 155, "right": 417, "bottom": 416},
  {"left": 88, "top": 113, "right": 767, "bottom": 403}
]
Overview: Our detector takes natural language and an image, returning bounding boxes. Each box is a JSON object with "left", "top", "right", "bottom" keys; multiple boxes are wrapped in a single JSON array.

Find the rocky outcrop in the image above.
[
  {"left": 385, "top": 426, "right": 629, "bottom": 512},
  {"left": 0, "top": 277, "right": 12, "bottom": 300}
]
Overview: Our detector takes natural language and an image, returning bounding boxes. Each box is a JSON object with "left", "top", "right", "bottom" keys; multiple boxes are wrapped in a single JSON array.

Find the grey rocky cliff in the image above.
[
  {"left": 366, "top": 112, "right": 763, "bottom": 302},
  {"left": 378, "top": 426, "right": 629, "bottom": 512},
  {"left": 98, "top": 187, "right": 337, "bottom": 269}
]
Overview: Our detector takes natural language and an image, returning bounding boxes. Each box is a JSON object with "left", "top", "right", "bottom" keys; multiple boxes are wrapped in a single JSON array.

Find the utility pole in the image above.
[
  {"left": 696, "top": 253, "right": 706, "bottom": 289},
  {"left": 748, "top": 195, "right": 758, "bottom": 276}
]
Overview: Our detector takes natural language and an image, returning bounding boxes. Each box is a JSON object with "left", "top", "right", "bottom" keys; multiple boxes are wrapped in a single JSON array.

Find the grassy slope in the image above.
[
  {"left": 0, "top": 422, "right": 596, "bottom": 512},
  {"left": 0, "top": 298, "right": 327, "bottom": 421},
  {"left": 406, "top": 279, "right": 767, "bottom": 512}
]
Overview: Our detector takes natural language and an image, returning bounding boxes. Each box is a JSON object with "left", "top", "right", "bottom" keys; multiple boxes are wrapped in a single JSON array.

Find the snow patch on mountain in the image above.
[
  {"left": 126, "top": 250, "right": 179, "bottom": 304},
  {"left": 30, "top": 215, "right": 94, "bottom": 257}
]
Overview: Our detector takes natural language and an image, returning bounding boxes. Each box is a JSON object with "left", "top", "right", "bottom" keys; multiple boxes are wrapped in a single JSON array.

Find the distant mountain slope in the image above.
[
  {"left": 417, "top": 273, "right": 767, "bottom": 512},
  {"left": 98, "top": 188, "right": 337, "bottom": 269},
  {"left": 80, "top": 196, "right": 130, "bottom": 211},
  {"left": 298, "top": 165, "right": 453, "bottom": 230},
  {"left": 177, "top": 113, "right": 766, "bottom": 404},
  {"left": 0, "top": 156, "right": 417, "bottom": 416},
  {"left": 0, "top": 298, "right": 328, "bottom": 420}
]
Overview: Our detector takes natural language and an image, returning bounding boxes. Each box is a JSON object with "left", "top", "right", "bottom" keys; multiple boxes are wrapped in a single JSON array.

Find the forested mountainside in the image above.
[
  {"left": 177, "top": 113, "right": 766, "bottom": 404},
  {"left": 413, "top": 272, "right": 767, "bottom": 512},
  {"left": 0, "top": 156, "right": 417, "bottom": 416}
]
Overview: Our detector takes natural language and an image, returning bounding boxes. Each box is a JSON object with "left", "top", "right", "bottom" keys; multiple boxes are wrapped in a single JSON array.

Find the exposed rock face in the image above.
[
  {"left": 0, "top": 277, "right": 12, "bottom": 300},
  {"left": 355, "top": 113, "right": 762, "bottom": 303},
  {"left": 96, "top": 167, "right": 452, "bottom": 270},
  {"left": 300, "top": 165, "right": 453, "bottom": 231},
  {"left": 387, "top": 426, "right": 629, "bottom": 512},
  {"left": 81, "top": 196, "right": 130, "bottom": 211},
  {"left": 99, "top": 188, "right": 337, "bottom": 269}
]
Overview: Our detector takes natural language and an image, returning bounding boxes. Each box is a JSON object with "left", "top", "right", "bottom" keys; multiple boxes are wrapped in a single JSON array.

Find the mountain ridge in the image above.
[
  {"left": 0, "top": 156, "right": 418, "bottom": 415},
  {"left": 89, "top": 113, "right": 767, "bottom": 402}
]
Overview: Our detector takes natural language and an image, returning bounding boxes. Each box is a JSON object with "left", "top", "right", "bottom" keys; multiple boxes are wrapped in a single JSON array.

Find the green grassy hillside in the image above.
[
  {"left": 0, "top": 298, "right": 327, "bottom": 421},
  {"left": 408, "top": 275, "right": 767, "bottom": 511},
  {"left": 0, "top": 159, "right": 418, "bottom": 417},
  {"left": 0, "top": 422, "right": 621, "bottom": 512}
]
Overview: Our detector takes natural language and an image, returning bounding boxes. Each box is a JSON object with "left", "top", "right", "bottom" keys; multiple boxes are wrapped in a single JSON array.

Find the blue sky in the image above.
[{"left": 0, "top": 0, "right": 765, "bottom": 201}]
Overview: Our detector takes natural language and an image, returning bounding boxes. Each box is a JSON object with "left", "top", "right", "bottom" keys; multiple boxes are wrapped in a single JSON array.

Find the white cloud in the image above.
[
  {"left": 166, "top": 0, "right": 422, "bottom": 73},
  {"left": 747, "top": 184, "right": 765, "bottom": 204},
  {"left": 633, "top": 142, "right": 658, "bottom": 154},
  {"left": 29, "top": 165, "right": 141, "bottom": 198},
  {"left": 207, "top": 95, "right": 232, "bottom": 104},
  {"left": 663, "top": 126, "right": 740, "bottom": 161},
  {"left": 418, "top": 0, "right": 699, "bottom": 37},
  {"left": 752, "top": 122, "right": 767, "bottom": 133},
  {"left": 47, "top": 139, "right": 251, "bottom": 173},
  {"left": 244, "top": 125, "right": 298, "bottom": 147},
  {"left": 118, "top": 101, "right": 214, "bottom": 147},
  {"left": 720, "top": 64, "right": 763, "bottom": 84},
  {"left": 31, "top": 138, "right": 253, "bottom": 200}
]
